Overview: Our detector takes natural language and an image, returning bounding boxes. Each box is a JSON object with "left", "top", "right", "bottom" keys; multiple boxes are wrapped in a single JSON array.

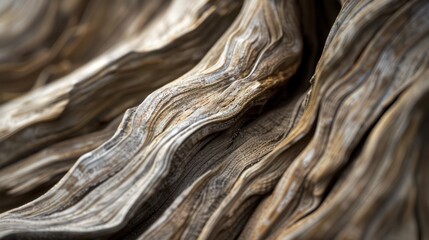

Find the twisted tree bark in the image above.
[{"left": 0, "top": 0, "right": 427, "bottom": 239}]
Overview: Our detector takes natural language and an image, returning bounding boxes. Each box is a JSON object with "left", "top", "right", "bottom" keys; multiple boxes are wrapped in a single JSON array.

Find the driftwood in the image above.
[{"left": 0, "top": 0, "right": 427, "bottom": 239}]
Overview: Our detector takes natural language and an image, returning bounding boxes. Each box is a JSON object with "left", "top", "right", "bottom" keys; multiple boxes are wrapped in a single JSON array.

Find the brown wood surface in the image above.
[{"left": 0, "top": 0, "right": 427, "bottom": 239}]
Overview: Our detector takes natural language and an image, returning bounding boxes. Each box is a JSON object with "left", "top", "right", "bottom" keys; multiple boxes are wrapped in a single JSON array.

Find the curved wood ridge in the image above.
[
  {"left": 0, "top": 0, "right": 427, "bottom": 239},
  {"left": 0, "top": 0, "right": 240, "bottom": 167}
]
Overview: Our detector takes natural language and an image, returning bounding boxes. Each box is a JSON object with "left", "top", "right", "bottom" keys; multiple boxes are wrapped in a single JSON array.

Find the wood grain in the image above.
[{"left": 0, "top": 0, "right": 427, "bottom": 239}]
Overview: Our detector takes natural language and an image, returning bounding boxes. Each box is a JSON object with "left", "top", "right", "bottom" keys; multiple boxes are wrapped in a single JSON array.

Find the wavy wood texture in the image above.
[
  {"left": 0, "top": 0, "right": 240, "bottom": 167},
  {"left": 0, "top": 0, "right": 427, "bottom": 239}
]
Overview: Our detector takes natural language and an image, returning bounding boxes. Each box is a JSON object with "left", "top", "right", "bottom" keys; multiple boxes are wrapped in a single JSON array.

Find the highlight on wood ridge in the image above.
[{"left": 0, "top": 0, "right": 427, "bottom": 239}]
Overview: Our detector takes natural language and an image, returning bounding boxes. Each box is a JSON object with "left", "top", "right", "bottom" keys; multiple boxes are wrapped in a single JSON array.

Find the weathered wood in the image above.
[
  {"left": 0, "top": 0, "right": 166, "bottom": 102},
  {"left": 0, "top": 0, "right": 240, "bottom": 167},
  {"left": 0, "top": 0, "right": 427, "bottom": 239}
]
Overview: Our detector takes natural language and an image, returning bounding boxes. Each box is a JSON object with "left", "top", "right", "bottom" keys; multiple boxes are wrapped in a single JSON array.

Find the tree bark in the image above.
[{"left": 0, "top": 0, "right": 427, "bottom": 239}]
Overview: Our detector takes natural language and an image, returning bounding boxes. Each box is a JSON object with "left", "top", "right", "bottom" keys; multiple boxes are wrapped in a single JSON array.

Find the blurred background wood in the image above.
[{"left": 0, "top": 0, "right": 427, "bottom": 239}]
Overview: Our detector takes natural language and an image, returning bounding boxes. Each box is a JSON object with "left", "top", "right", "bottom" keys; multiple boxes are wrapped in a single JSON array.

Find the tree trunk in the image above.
[{"left": 0, "top": 0, "right": 427, "bottom": 239}]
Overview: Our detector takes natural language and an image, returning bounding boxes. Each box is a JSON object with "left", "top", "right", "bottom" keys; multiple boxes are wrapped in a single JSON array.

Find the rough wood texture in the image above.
[
  {"left": 0, "top": 0, "right": 240, "bottom": 167},
  {"left": 0, "top": 0, "right": 427, "bottom": 239}
]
